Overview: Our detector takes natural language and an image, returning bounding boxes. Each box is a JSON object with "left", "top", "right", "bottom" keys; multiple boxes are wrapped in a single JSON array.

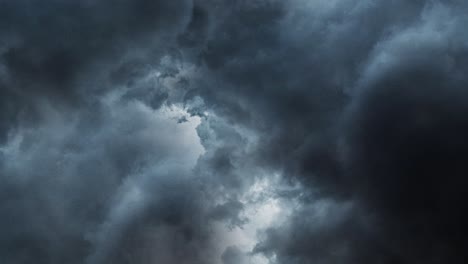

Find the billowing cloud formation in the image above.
[{"left": 1, "top": 0, "right": 468, "bottom": 263}]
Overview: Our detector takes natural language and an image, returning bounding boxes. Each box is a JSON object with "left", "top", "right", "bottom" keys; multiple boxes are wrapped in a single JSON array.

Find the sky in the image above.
[{"left": 0, "top": 0, "right": 467, "bottom": 263}]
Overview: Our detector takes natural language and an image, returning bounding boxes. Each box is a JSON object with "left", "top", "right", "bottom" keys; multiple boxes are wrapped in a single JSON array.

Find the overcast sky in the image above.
[{"left": 0, "top": 0, "right": 467, "bottom": 263}]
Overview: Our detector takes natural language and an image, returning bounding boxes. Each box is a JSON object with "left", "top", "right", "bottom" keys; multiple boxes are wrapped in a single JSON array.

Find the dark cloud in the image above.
[
  {"left": 200, "top": 1, "right": 468, "bottom": 263},
  {"left": 222, "top": 246, "right": 249, "bottom": 264},
  {"left": 341, "top": 68, "right": 468, "bottom": 263},
  {"left": 0, "top": 0, "right": 192, "bottom": 141},
  {"left": 186, "top": 0, "right": 468, "bottom": 263},
  {"left": 1, "top": 0, "right": 468, "bottom": 263},
  {"left": 254, "top": 200, "right": 393, "bottom": 264},
  {"left": 0, "top": 99, "right": 212, "bottom": 263}
]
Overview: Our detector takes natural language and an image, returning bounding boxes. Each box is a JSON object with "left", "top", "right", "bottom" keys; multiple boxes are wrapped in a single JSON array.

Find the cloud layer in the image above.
[{"left": 1, "top": 0, "right": 467, "bottom": 263}]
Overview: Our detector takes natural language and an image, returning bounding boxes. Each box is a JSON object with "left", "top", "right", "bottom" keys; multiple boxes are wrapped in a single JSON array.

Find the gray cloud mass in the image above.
[{"left": 0, "top": 0, "right": 467, "bottom": 263}]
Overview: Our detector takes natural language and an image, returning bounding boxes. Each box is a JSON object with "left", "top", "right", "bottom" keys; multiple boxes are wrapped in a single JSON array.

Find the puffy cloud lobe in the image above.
[
  {"left": 0, "top": 1, "right": 251, "bottom": 262},
  {"left": 254, "top": 200, "right": 389, "bottom": 264},
  {"left": 233, "top": 2, "right": 468, "bottom": 264},
  {"left": 186, "top": 0, "right": 468, "bottom": 263},
  {"left": 0, "top": 0, "right": 192, "bottom": 141},
  {"left": 0, "top": 99, "right": 213, "bottom": 263}
]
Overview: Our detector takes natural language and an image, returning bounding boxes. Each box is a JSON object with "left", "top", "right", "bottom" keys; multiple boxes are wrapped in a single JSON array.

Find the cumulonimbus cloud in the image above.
[{"left": 0, "top": 1, "right": 467, "bottom": 263}]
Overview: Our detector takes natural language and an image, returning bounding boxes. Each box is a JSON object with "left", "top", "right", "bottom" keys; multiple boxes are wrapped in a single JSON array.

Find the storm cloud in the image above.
[{"left": 0, "top": 0, "right": 467, "bottom": 263}]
